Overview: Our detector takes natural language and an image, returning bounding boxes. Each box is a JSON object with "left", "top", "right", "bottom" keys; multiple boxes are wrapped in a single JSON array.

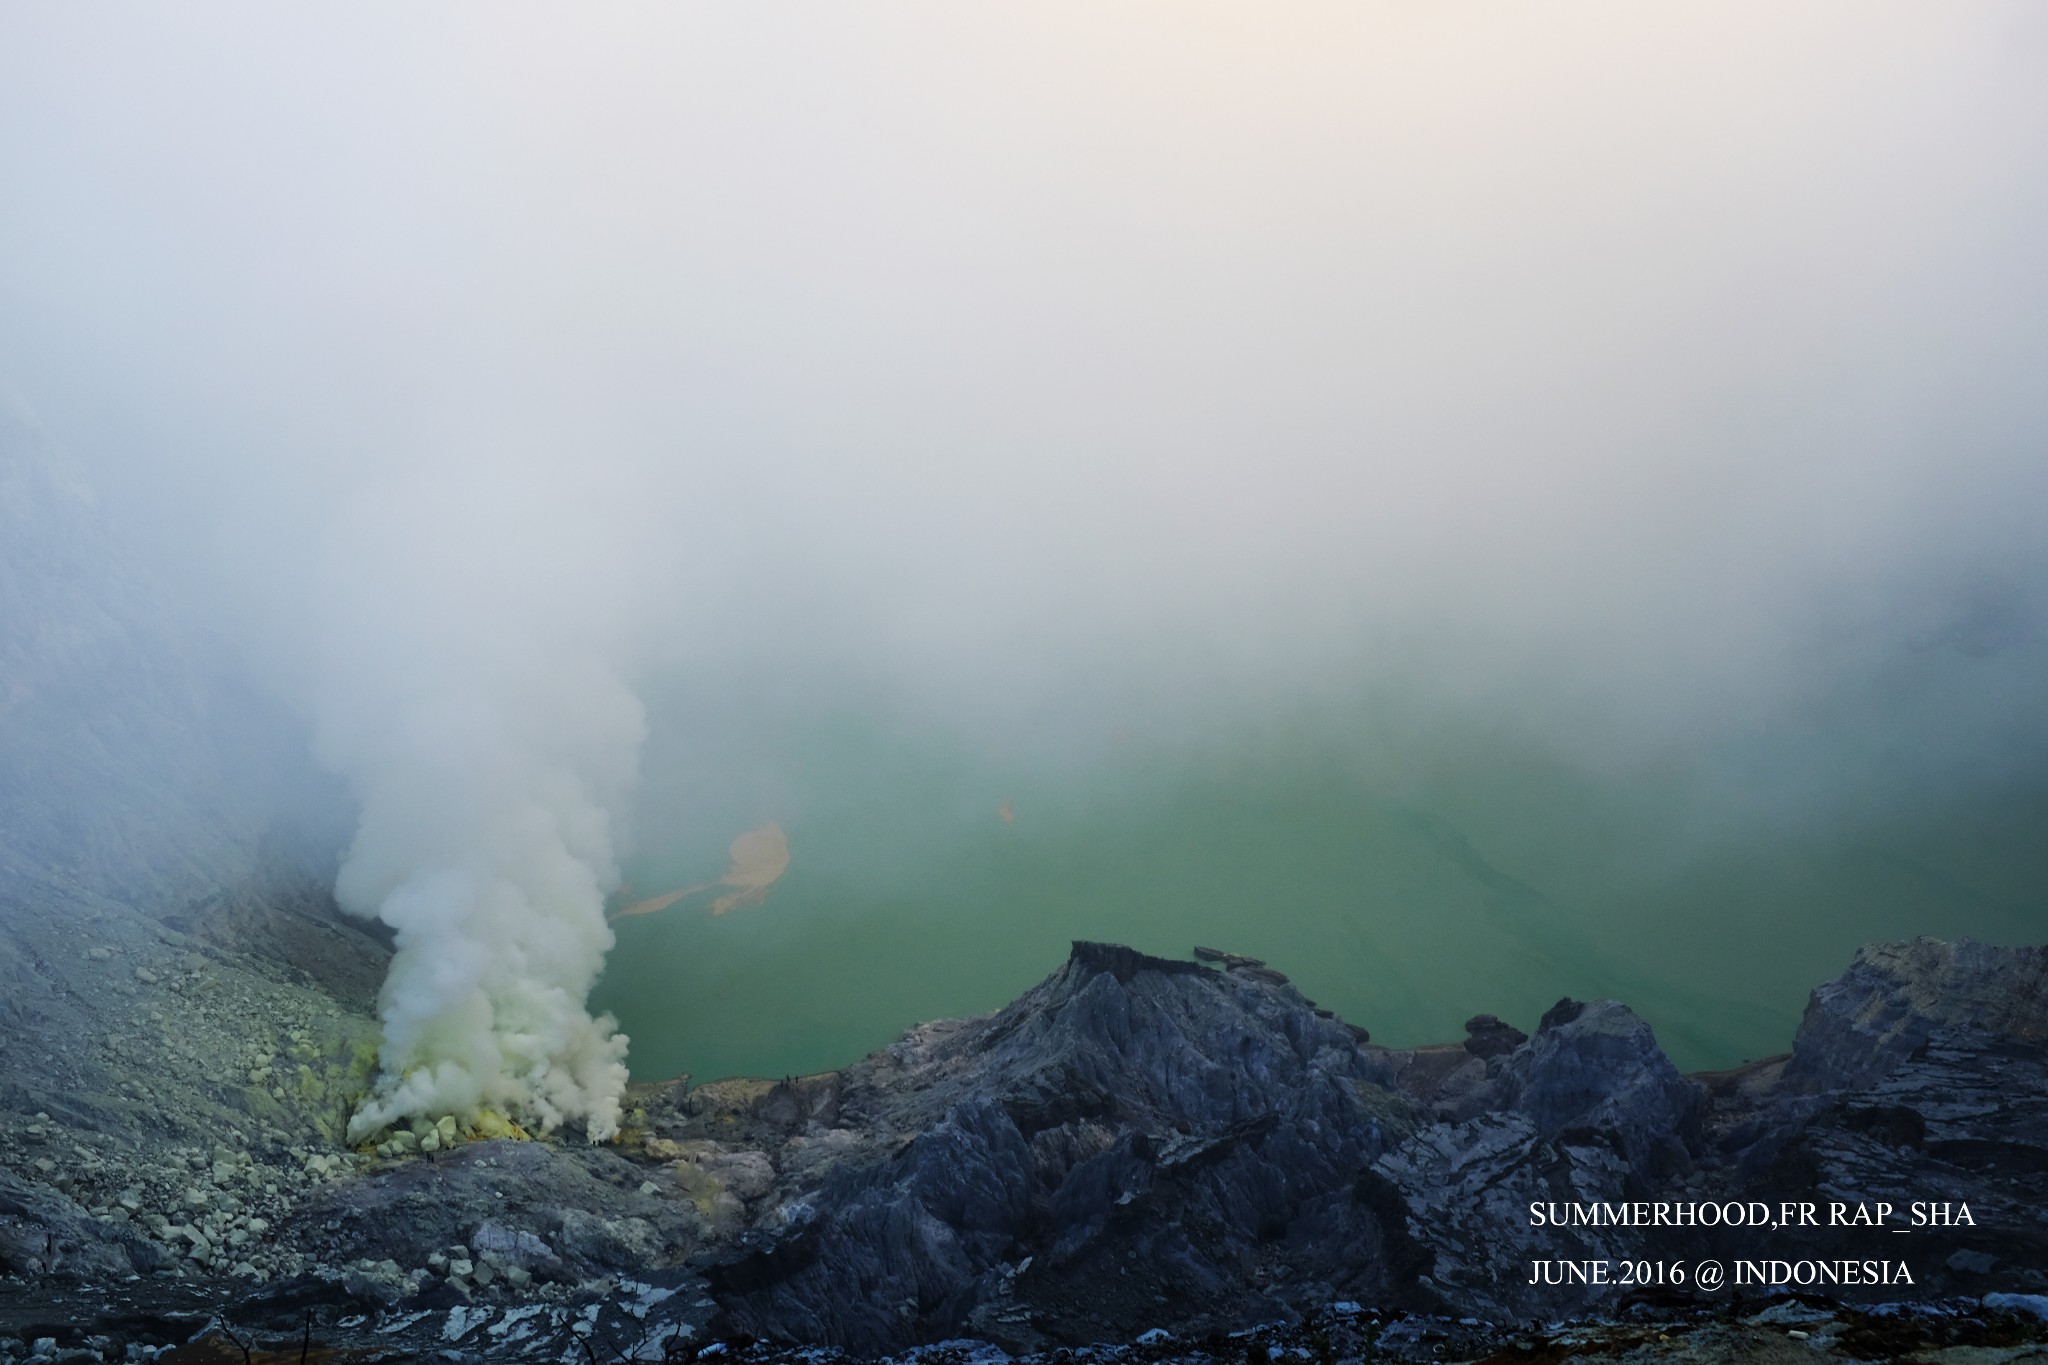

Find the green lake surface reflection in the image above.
[{"left": 592, "top": 695, "right": 2048, "bottom": 1087}]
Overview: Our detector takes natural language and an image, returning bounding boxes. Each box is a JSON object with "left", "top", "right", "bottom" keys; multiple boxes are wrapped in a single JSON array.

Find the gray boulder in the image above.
[{"left": 1492, "top": 997, "right": 1703, "bottom": 1171}]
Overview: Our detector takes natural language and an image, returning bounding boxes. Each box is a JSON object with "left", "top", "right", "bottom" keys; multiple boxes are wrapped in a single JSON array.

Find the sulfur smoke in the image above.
[{"left": 315, "top": 454, "right": 649, "bottom": 1143}]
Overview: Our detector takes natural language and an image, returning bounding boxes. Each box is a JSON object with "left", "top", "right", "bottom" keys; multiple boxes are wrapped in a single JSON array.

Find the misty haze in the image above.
[{"left": 2, "top": 4, "right": 2046, "bottom": 1358}]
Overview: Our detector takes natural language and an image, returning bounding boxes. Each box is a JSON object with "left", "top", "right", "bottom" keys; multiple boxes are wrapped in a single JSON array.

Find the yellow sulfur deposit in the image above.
[{"left": 471, "top": 1109, "right": 530, "bottom": 1141}]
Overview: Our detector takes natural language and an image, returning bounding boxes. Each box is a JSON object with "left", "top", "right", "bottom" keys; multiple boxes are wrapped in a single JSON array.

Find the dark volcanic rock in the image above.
[
  {"left": 0, "top": 1169, "right": 160, "bottom": 1279},
  {"left": 680, "top": 937, "right": 2048, "bottom": 1350},
  {"left": 1785, "top": 936, "right": 2048, "bottom": 1092},
  {"left": 1370, "top": 1112, "right": 1637, "bottom": 1320},
  {"left": 1492, "top": 997, "right": 1703, "bottom": 1169},
  {"left": 703, "top": 941, "right": 1408, "bottom": 1353},
  {"left": 1704, "top": 936, "right": 2048, "bottom": 1301},
  {"left": 288, "top": 1137, "right": 700, "bottom": 1279},
  {"left": 1369, "top": 998, "right": 1705, "bottom": 1320},
  {"left": 1461, "top": 1012, "right": 1526, "bottom": 1059}
]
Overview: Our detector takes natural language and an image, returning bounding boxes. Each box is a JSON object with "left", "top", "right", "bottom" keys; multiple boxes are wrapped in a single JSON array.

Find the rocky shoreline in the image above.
[{"left": 2, "top": 920, "right": 2046, "bottom": 1364}]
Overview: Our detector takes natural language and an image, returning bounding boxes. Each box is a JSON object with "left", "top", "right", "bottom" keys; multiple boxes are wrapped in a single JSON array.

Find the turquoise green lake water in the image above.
[{"left": 592, "top": 680, "right": 2048, "bottom": 1084}]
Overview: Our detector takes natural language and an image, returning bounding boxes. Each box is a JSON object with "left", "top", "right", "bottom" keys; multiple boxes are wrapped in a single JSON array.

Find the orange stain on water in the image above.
[{"left": 610, "top": 822, "right": 791, "bottom": 922}]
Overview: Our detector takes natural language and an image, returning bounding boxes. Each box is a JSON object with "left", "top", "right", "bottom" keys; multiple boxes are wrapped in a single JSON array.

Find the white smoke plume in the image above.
[{"left": 313, "top": 451, "right": 649, "bottom": 1143}]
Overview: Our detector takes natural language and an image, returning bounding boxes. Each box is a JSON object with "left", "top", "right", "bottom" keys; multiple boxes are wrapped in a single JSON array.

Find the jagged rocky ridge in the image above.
[
  {"left": 684, "top": 936, "right": 2048, "bottom": 1349},
  {"left": 3, "top": 932, "right": 2046, "bottom": 1363}
]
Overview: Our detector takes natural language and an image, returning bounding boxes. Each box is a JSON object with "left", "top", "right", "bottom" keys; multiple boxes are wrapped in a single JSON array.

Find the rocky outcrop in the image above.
[
  {"left": 1490, "top": 997, "right": 1703, "bottom": 1169},
  {"left": 1364, "top": 997, "right": 1705, "bottom": 1321},
  {"left": 1785, "top": 937, "right": 2048, "bottom": 1091},
  {"left": 1697, "top": 937, "right": 2048, "bottom": 1300},
  {"left": 698, "top": 942, "right": 1404, "bottom": 1353},
  {"left": 1460, "top": 1012, "right": 1526, "bottom": 1059}
]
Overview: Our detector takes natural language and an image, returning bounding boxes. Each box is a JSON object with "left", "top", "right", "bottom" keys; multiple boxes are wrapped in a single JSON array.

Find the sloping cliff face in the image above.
[
  {"left": 0, "top": 396, "right": 332, "bottom": 911},
  {"left": 0, "top": 399, "right": 390, "bottom": 1315}
]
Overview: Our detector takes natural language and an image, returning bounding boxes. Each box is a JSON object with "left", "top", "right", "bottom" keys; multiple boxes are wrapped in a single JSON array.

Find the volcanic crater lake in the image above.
[{"left": 591, "top": 690, "right": 2048, "bottom": 1087}]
